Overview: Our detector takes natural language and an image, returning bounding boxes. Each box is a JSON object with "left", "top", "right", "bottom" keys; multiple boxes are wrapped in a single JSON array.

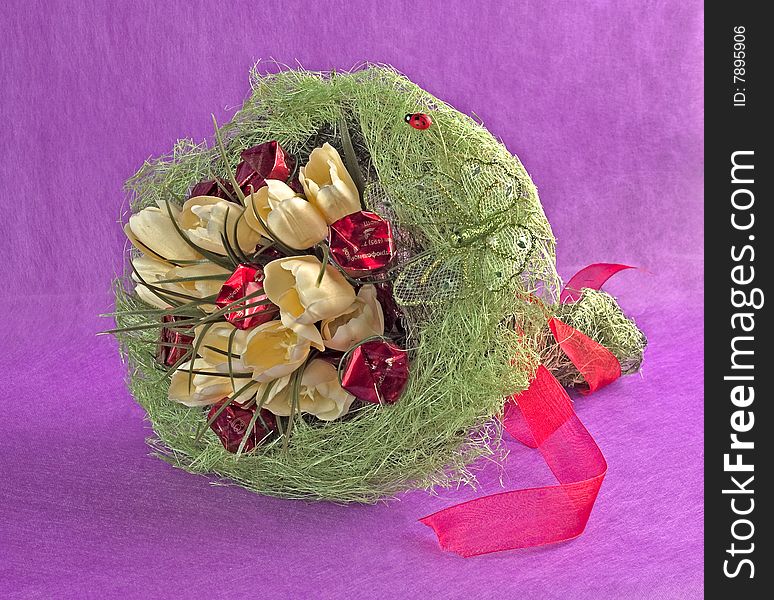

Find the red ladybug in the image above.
[{"left": 405, "top": 113, "right": 432, "bottom": 130}]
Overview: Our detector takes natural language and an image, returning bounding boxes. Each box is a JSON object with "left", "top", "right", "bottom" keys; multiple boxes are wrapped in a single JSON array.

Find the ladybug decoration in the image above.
[{"left": 405, "top": 113, "right": 432, "bottom": 130}]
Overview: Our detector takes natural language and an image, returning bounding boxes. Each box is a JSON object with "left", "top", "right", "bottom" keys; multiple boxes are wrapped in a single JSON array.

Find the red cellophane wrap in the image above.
[
  {"left": 420, "top": 365, "right": 608, "bottom": 556},
  {"left": 189, "top": 141, "right": 295, "bottom": 198},
  {"left": 215, "top": 264, "right": 277, "bottom": 330},
  {"left": 340, "top": 339, "right": 409, "bottom": 404},
  {"left": 328, "top": 211, "right": 395, "bottom": 277},
  {"left": 559, "top": 262, "right": 633, "bottom": 303},
  {"left": 208, "top": 400, "right": 276, "bottom": 454},
  {"left": 375, "top": 282, "right": 403, "bottom": 335},
  {"left": 236, "top": 141, "right": 294, "bottom": 192},
  {"left": 157, "top": 315, "right": 194, "bottom": 367}
]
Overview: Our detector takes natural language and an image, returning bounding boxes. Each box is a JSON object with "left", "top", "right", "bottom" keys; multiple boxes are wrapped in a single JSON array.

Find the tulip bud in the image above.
[
  {"left": 180, "top": 196, "right": 263, "bottom": 255},
  {"left": 266, "top": 196, "right": 328, "bottom": 250},
  {"left": 132, "top": 255, "right": 229, "bottom": 311},
  {"left": 192, "top": 322, "right": 250, "bottom": 367},
  {"left": 243, "top": 180, "right": 297, "bottom": 236},
  {"left": 241, "top": 321, "right": 315, "bottom": 382},
  {"left": 126, "top": 206, "right": 201, "bottom": 262},
  {"left": 321, "top": 285, "right": 385, "bottom": 351},
  {"left": 263, "top": 256, "right": 356, "bottom": 331},
  {"left": 168, "top": 359, "right": 254, "bottom": 407},
  {"left": 299, "top": 143, "right": 361, "bottom": 224},
  {"left": 261, "top": 359, "right": 356, "bottom": 421}
]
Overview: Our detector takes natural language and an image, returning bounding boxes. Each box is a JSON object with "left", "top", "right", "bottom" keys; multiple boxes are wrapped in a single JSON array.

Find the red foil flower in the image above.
[
  {"left": 208, "top": 400, "right": 276, "bottom": 453},
  {"left": 215, "top": 264, "right": 277, "bottom": 330},
  {"left": 236, "top": 141, "right": 295, "bottom": 193},
  {"left": 253, "top": 246, "right": 286, "bottom": 265},
  {"left": 340, "top": 339, "right": 409, "bottom": 404},
  {"left": 328, "top": 211, "right": 395, "bottom": 277},
  {"left": 189, "top": 178, "right": 229, "bottom": 199},
  {"left": 188, "top": 141, "right": 297, "bottom": 199},
  {"left": 156, "top": 315, "right": 193, "bottom": 367},
  {"left": 375, "top": 282, "right": 403, "bottom": 335}
]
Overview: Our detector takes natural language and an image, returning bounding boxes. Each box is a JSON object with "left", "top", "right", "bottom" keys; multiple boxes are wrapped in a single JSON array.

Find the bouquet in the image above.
[{"left": 110, "top": 66, "right": 646, "bottom": 555}]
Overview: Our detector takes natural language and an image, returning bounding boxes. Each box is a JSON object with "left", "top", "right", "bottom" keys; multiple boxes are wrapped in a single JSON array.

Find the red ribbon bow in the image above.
[{"left": 420, "top": 264, "right": 633, "bottom": 556}]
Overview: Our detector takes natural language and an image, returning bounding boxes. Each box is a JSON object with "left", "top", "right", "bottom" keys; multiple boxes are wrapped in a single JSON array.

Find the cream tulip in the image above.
[
  {"left": 243, "top": 179, "right": 298, "bottom": 235},
  {"left": 127, "top": 206, "right": 201, "bottom": 262},
  {"left": 132, "top": 255, "right": 230, "bottom": 310},
  {"left": 193, "top": 322, "right": 250, "bottom": 367},
  {"left": 243, "top": 180, "right": 328, "bottom": 249},
  {"left": 168, "top": 358, "right": 255, "bottom": 407},
  {"left": 135, "top": 283, "right": 173, "bottom": 310},
  {"left": 320, "top": 284, "right": 385, "bottom": 351},
  {"left": 299, "top": 143, "right": 361, "bottom": 224},
  {"left": 261, "top": 359, "right": 356, "bottom": 421},
  {"left": 179, "top": 196, "right": 263, "bottom": 255},
  {"left": 263, "top": 256, "right": 356, "bottom": 343},
  {"left": 242, "top": 320, "right": 316, "bottom": 382},
  {"left": 267, "top": 196, "right": 329, "bottom": 250},
  {"left": 131, "top": 254, "right": 172, "bottom": 309},
  {"left": 252, "top": 374, "right": 291, "bottom": 410}
]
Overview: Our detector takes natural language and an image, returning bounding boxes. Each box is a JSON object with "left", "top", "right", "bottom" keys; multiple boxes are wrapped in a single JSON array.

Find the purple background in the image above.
[{"left": 1, "top": 1, "right": 703, "bottom": 598}]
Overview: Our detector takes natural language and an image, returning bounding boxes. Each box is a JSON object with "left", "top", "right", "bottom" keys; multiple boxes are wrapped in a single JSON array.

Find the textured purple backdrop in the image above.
[{"left": 1, "top": 1, "right": 703, "bottom": 598}]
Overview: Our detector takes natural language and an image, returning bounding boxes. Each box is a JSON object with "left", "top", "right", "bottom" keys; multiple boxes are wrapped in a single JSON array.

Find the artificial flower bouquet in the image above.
[{"left": 111, "top": 66, "right": 646, "bottom": 555}]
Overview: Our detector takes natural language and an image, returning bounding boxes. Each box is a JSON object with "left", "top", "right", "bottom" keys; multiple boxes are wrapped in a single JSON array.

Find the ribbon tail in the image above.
[
  {"left": 501, "top": 400, "right": 538, "bottom": 448},
  {"left": 420, "top": 366, "right": 607, "bottom": 557},
  {"left": 560, "top": 263, "right": 633, "bottom": 303}
]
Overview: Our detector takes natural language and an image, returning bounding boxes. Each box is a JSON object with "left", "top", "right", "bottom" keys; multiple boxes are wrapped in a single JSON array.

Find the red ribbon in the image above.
[
  {"left": 420, "top": 310, "right": 627, "bottom": 556},
  {"left": 559, "top": 263, "right": 633, "bottom": 303},
  {"left": 548, "top": 317, "right": 621, "bottom": 393},
  {"left": 420, "top": 365, "right": 608, "bottom": 556},
  {"left": 419, "top": 263, "right": 636, "bottom": 556}
]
